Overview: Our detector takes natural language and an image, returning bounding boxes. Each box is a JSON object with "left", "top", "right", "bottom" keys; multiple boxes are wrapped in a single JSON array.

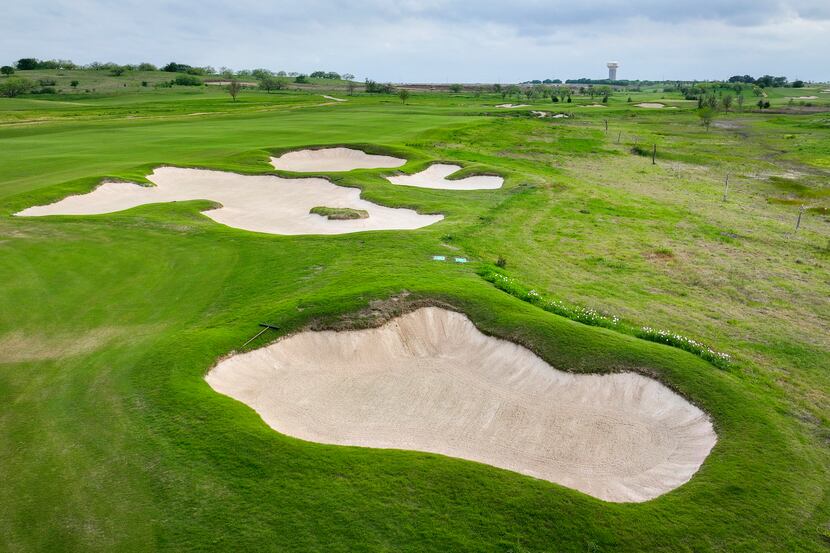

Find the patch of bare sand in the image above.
[
  {"left": 386, "top": 164, "right": 503, "bottom": 190},
  {"left": 16, "top": 167, "right": 442, "bottom": 235},
  {"left": 495, "top": 104, "right": 530, "bottom": 108},
  {"left": 636, "top": 103, "right": 666, "bottom": 109},
  {"left": 207, "top": 307, "right": 716, "bottom": 502},
  {"left": 271, "top": 147, "right": 405, "bottom": 172}
]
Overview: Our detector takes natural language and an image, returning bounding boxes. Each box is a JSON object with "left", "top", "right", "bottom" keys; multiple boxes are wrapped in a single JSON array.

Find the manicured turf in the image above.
[{"left": 1, "top": 77, "right": 829, "bottom": 552}]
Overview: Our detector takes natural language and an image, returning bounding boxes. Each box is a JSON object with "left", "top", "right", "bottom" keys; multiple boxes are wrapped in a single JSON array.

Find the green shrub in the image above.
[
  {"left": 0, "top": 77, "right": 35, "bottom": 97},
  {"left": 174, "top": 75, "right": 202, "bottom": 86}
]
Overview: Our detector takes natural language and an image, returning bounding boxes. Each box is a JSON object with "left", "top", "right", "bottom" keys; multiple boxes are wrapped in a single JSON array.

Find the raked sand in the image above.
[
  {"left": 386, "top": 164, "right": 503, "bottom": 190},
  {"left": 271, "top": 147, "right": 405, "bottom": 172},
  {"left": 16, "top": 167, "right": 442, "bottom": 235},
  {"left": 207, "top": 307, "right": 717, "bottom": 502}
]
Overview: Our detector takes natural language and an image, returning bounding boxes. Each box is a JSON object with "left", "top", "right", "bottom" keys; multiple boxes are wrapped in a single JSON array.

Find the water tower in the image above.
[{"left": 607, "top": 61, "right": 619, "bottom": 81}]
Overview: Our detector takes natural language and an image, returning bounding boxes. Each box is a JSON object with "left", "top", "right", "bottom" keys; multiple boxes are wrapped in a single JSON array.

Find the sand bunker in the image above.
[
  {"left": 636, "top": 103, "right": 665, "bottom": 109},
  {"left": 16, "top": 167, "right": 442, "bottom": 235},
  {"left": 271, "top": 147, "right": 405, "bottom": 172},
  {"left": 585, "top": 104, "right": 606, "bottom": 108},
  {"left": 552, "top": 113, "right": 569, "bottom": 118},
  {"left": 496, "top": 104, "right": 530, "bottom": 108},
  {"left": 386, "top": 164, "right": 503, "bottom": 190},
  {"left": 322, "top": 95, "right": 346, "bottom": 102},
  {"left": 790, "top": 96, "right": 818, "bottom": 100},
  {"left": 207, "top": 307, "right": 716, "bottom": 502}
]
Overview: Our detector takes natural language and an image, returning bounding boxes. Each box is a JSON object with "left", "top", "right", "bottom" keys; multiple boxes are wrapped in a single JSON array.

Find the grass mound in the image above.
[{"left": 310, "top": 206, "right": 369, "bottom": 220}]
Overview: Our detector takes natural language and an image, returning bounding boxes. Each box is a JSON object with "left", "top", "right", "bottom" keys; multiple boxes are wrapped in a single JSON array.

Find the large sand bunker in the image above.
[
  {"left": 207, "top": 307, "right": 716, "bottom": 502},
  {"left": 386, "top": 164, "right": 503, "bottom": 190},
  {"left": 271, "top": 147, "right": 405, "bottom": 172},
  {"left": 16, "top": 167, "right": 442, "bottom": 235}
]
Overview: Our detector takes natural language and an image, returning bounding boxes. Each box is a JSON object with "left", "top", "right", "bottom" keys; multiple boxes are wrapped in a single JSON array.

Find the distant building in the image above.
[{"left": 607, "top": 62, "right": 619, "bottom": 81}]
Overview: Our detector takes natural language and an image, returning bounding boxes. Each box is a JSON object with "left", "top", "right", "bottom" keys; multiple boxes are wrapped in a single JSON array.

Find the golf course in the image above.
[{"left": 1, "top": 68, "right": 829, "bottom": 552}]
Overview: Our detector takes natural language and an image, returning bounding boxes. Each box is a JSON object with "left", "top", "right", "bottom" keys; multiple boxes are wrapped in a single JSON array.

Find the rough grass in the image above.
[{"left": 0, "top": 82, "right": 828, "bottom": 552}]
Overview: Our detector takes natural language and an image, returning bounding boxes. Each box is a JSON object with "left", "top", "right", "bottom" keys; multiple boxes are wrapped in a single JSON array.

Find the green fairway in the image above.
[{"left": 1, "top": 78, "right": 829, "bottom": 552}]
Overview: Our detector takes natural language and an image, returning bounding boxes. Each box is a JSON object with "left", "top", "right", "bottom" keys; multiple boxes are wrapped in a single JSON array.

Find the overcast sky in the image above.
[{"left": 3, "top": 0, "right": 829, "bottom": 82}]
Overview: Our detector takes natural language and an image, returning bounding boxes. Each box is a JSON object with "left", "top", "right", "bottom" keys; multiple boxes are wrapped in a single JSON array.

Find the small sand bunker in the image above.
[
  {"left": 207, "top": 307, "right": 716, "bottom": 502},
  {"left": 322, "top": 95, "right": 346, "bottom": 102},
  {"left": 585, "top": 104, "right": 606, "bottom": 108},
  {"left": 790, "top": 96, "right": 818, "bottom": 100},
  {"left": 531, "top": 111, "right": 549, "bottom": 118},
  {"left": 271, "top": 147, "right": 405, "bottom": 172},
  {"left": 496, "top": 104, "right": 530, "bottom": 108},
  {"left": 552, "top": 113, "right": 569, "bottom": 118},
  {"left": 16, "top": 167, "right": 442, "bottom": 235},
  {"left": 386, "top": 164, "right": 503, "bottom": 190},
  {"left": 636, "top": 103, "right": 666, "bottom": 109}
]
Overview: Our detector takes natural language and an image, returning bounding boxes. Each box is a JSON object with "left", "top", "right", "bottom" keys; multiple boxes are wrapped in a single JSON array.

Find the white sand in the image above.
[
  {"left": 386, "top": 164, "right": 503, "bottom": 190},
  {"left": 271, "top": 147, "right": 405, "bottom": 172},
  {"left": 531, "top": 111, "right": 549, "bottom": 118},
  {"left": 207, "top": 307, "right": 717, "bottom": 502},
  {"left": 322, "top": 95, "right": 346, "bottom": 102},
  {"left": 552, "top": 113, "right": 569, "bottom": 118},
  {"left": 585, "top": 104, "right": 606, "bottom": 108},
  {"left": 16, "top": 167, "right": 442, "bottom": 235},
  {"left": 496, "top": 104, "right": 530, "bottom": 108},
  {"left": 636, "top": 103, "right": 665, "bottom": 109},
  {"left": 790, "top": 96, "right": 818, "bottom": 100}
]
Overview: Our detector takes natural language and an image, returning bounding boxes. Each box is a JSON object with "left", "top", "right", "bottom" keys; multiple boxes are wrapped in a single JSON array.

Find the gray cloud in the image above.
[{"left": 3, "top": 0, "right": 829, "bottom": 81}]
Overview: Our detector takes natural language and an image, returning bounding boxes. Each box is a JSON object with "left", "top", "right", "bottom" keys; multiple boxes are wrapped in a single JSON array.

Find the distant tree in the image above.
[
  {"left": 15, "top": 58, "right": 39, "bottom": 70},
  {"left": 252, "top": 68, "right": 273, "bottom": 80},
  {"left": 0, "top": 77, "right": 35, "bottom": 97},
  {"left": 162, "top": 62, "right": 192, "bottom": 73},
  {"left": 398, "top": 89, "right": 410, "bottom": 104},
  {"left": 721, "top": 95, "right": 733, "bottom": 113},
  {"left": 492, "top": 83, "right": 502, "bottom": 93},
  {"left": 70, "top": 80, "right": 79, "bottom": 88},
  {"left": 1, "top": 66, "right": 14, "bottom": 76},
  {"left": 697, "top": 106, "right": 716, "bottom": 131},
  {"left": 736, "top": 94, "right": 745, "bottom": 111},
  {"left": 342, "top": 73, "right": 355, "bottom": 80},
  {"left": 551, "top": 95, "right": 559, "bottom": 103},
  {"left": 791, "top": 79, "right": 804, "bottom": 88},
  {"left": 220, "top": 67, "right": 234, "bottom": 79},
  {"left": 138, "top": 63, "right": 157, "bottom": 71},
  {"left": 294, "top": 74, "right": 308, "bottom": 83},
  {"left": 310, "top": 71, "right": 326, "bottom": 78},
  {"left": 627, "top": 96, "right": 632, "bottom": 102},
  {"left": 110, "top": 67, "right": 126, "bottom": 76},
  {"left": 259, "top": 75, "right": 286, "bottom": 92},
  {"left": 346, "top": 81, "right": 356, "bottom": 96},
  {"left": 227, "top": 79, "right": 242, "bottom": 101},
  {"left": 449, "top": 83, "right": 463, "bottom": 93}
]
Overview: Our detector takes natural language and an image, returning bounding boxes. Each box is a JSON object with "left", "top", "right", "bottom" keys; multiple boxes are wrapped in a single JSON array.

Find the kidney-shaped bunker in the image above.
[{"left": 207, "top": 307, "right": 717, "bottom": 502}]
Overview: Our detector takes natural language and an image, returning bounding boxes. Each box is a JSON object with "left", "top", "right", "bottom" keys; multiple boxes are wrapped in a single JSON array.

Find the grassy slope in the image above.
[{"left": 0, "top": 83, "right": 828, "bottom": 552}]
